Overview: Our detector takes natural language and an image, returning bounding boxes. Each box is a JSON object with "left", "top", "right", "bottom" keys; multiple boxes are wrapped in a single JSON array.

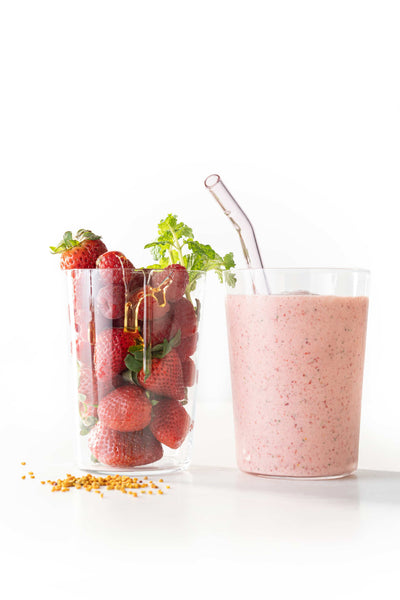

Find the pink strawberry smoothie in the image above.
[{"left": 226, "top": 294, "right": 368, "bottom": 478}]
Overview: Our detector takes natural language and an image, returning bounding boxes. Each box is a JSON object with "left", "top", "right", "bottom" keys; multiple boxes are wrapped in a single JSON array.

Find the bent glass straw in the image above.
[{"left": 204, "top": 174, "right": 270, "bottom": 293}]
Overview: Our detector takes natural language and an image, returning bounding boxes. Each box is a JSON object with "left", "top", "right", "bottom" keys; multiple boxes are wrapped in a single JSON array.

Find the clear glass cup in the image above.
[
  {"left": 225, "top": 268, "right": 369, "bottom": 479},
  {"left": 66, "top": 268, "right": 206, "bottom": 475}
]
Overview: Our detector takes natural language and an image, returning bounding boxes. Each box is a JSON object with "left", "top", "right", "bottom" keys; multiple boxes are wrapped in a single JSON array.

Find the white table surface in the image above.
[{"left": 3, "top": 400, "right": 400, "bottom": 600}]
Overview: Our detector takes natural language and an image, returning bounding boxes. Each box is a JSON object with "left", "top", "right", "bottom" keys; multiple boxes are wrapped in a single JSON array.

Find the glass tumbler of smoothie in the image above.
[{"left": 225, "top": 268, "right": 369, "bottom": 479}]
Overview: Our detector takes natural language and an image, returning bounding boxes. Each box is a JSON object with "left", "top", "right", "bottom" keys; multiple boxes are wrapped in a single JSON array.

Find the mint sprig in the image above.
[{"left": 144, "top": 214, "right": 236, "bottom": 293}]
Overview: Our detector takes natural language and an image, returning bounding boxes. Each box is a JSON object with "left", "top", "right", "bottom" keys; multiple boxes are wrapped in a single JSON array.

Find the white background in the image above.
[{"left": 1, "top": 1, "right": 399, "bottom": 598}]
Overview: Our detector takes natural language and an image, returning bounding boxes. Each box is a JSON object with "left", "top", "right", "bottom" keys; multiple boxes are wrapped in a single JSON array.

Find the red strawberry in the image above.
[
  {"left": 128, "top": 270, "right": 146, "bottom": 293},
  {"left": 172, "top": 298, "right": 197, "bottom": 339},
  {"left": 98, "top": 374, "right": 124, "bottom": 400},
  {"left": 84, "top": 239, "right": 109, "bottom": 262},
  {"left": 94, "top": 328, "right": 141, "bottom": 381},
  {"left": 181, "top": 357, "right": 196, "bottom": 387},
  {"left": 88, "top": 423, "right": 163, "bottom": 467},
  {"left": 141, "top": 311, "right": 179, "bottom": 346},
  {"left": 96, "top": 251, "right": 135, "bottom": 285},
  {"left": 78, "top": 366, "right": 98, "bottom": 404},
  {"left": 138, "top": 349, "right": 185, "bottom": 400},
  {"left": 74, "top": 307, "right": 91, "bottom": 337},
  {"left": 74, "top": 307, "right": 107, "bottom": 364},
  {"left": 150, "top": 399, "right": 191, "bottom": 449},
  {"left": 130, "top": 286, "right": 171, "bottom": 321},
  {"left": 71, "top": 272, "right": 92, "bottom": 312},
  {"left": 176, "top": 333, "right": 198, "bottom": 360},
  {"left": 151, "top": 264, "right": 189, "bottom": 303},
  {"left": 79, "top": 366, "right": 117, "bottom": 401},
  {"left": 75, "top": 335, "right": 93, "bottom": 365},
  {"left": 98, "top": 385, "right": 152, "bottom": 432},
  {"left": 96, "top": 284, "right": 126, "bottom": 320},
  {"left": 50, "top": 230, "right": 107, "bottom": 270}
]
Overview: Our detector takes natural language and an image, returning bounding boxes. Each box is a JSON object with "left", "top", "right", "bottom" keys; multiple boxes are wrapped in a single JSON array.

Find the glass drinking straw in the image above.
[{"left": 204, "top": 174, "right": 270, "bottom": 294}]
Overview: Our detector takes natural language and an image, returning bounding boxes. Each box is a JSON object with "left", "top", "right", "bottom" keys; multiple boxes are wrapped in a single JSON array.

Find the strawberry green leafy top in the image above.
[
  {"left": 49, "top": 229, "right": 102, "bottom": 254},
  {"left": 145, "top": 214, "right": 236, "bottom": 292}
]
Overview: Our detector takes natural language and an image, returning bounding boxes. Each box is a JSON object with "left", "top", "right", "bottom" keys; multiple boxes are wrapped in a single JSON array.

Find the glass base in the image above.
[
  {"left": 78, "top": 457, "right": 191, "bottom": 477},
  {"left": 241, "top": 469, "right": 356, "bottom": 481}
]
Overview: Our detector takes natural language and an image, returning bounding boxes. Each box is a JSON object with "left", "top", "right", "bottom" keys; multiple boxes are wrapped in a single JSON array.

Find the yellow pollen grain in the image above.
[
  {"left": 25, "top": 470, "right": 170, "bottom": 498},
  {"left": 21, "top": 462, "right": 26, "bottom": 466}
]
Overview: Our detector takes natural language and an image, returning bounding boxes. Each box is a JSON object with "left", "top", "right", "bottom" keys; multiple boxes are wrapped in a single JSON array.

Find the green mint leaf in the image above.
[
  {"left": 224, "top": 270, "right": 237, "bottom": 288},
  {"left": 223, "top": 252, "right": 235, "bottom": 270},
  {"left": 144, "top": 213, "right": 236, "bottom": 290}
]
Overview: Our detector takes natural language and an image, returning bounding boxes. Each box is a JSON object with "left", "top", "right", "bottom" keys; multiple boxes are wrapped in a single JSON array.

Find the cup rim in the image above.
[{"left": 228, "top": 267, "right": 370, "bottom": 275}]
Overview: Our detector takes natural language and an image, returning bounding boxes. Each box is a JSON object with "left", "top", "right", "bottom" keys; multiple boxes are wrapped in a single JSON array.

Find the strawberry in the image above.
[
  {"left": 96, "top": 284, "right": 126, "bottom": 320},
  {"left": 129, "top": 286, "right": 171, "bottom": 321},
  {"left": 150, "top": 399, "right": 191, "bottom": 449},
  {"left": 128, "top": 270, "right": 146, "bottom": 293},
  {"left": 71, "top": 272, "right": 92, "bottom": 312},
  {"left": 98, "top": 374, "right": 124, "bottom": 399},
  {"left": 141, "top": 311, "right": 179, "bottom": 346},
  {"left": 181, "top": 357, "right": 196, "bottom": 387},
  {"left": 88, "top": 423, "right": 163, "bottom": 467},
  {"left": 98, "top": 385, "right": 152, "bottom": 432},
  {"left": 96, "top": 251, "right": 135, "bottom": 285},
  {"left": 50, "top": 230, "right": 107, "bottom": 270},
  {"left": 151, "top": 264, "right": 189, "bottom": 303},
  {"left": 176, "top": 333, "right": 198, "bottom": 360},
  {"left": 94, "top": 328, "right": 141, "bottom": 381},
  {"left": 74, "top": 307, "right": 91, "bottom": 337},
  {"left": 75, "top": 335, "right": 93, "bottom": 365},
  {"left": 172, "top": 297, "right": 197, "bottom": 339},
  {"left": 79, "top": 366, "right": 117, "bottom": 401},
  {"left": 74, "top": 305, "right": 111, "bottom": 343},
  {"left": 78, "top": 366, "right": 98, "bottom": 405},
  {"left": 137, "top": 349, "right": 185, "bottom": 400}
]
